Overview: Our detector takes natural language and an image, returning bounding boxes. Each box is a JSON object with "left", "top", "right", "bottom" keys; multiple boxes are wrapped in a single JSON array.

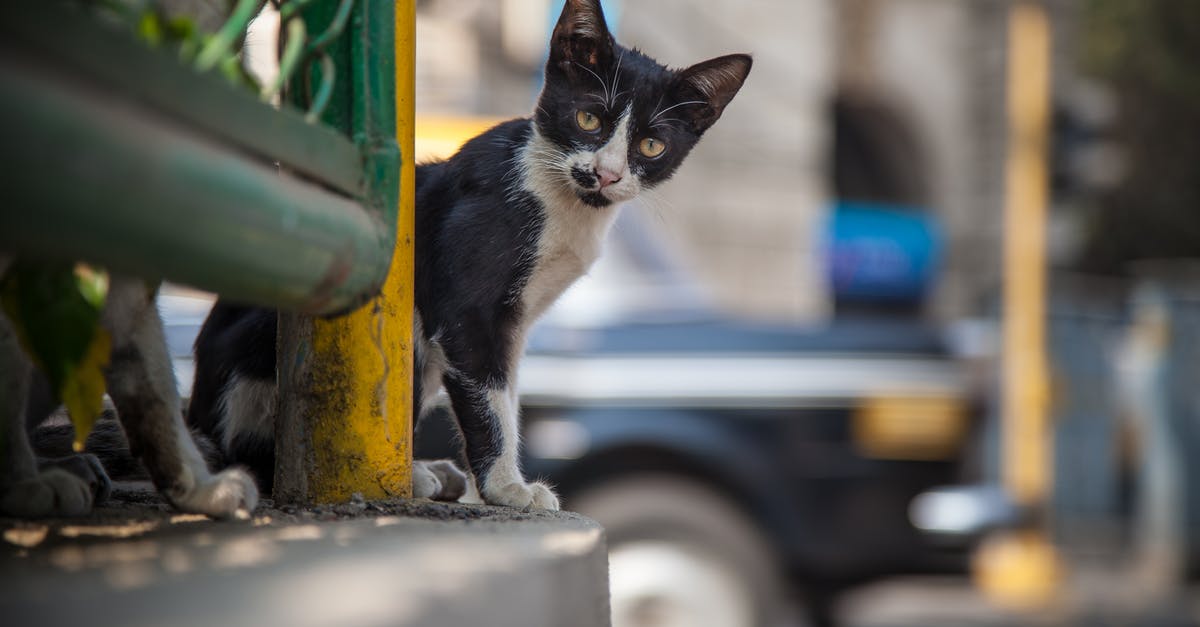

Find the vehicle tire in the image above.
[{"left": 570, "top": 474, "right": 803, "bottom": 627}]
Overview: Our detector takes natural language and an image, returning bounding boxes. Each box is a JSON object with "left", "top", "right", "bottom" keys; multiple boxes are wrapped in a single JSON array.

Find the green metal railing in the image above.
[{"left": 0, "top": 0, "right": 398, "bottom": 315}]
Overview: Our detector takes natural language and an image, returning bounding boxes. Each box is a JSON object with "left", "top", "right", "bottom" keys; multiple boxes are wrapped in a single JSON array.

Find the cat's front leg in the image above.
[
  {"left": 0, "top": 313, "right": 97, "bottom": 517},
  {"left": 442, "top": 374, "right": 559, "bottom": 511},
  {"left": 103, "top": 278, "right": 258, "bottom": 519}
]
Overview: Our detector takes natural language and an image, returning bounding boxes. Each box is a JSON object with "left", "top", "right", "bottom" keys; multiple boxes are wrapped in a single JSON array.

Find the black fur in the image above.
[
  {"left": 415, "top": 120, "right": 544, "bottom": 391},
  {"left": 188, "top": 303, "right": 276, "bottom": 491}
]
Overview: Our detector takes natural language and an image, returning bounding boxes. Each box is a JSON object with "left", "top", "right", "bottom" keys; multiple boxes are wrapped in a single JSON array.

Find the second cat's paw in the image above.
[
  {"left": 39, "top": 451, "right": 112, "bottom": 504},
  {"left": 169, "top": 467, "right": 259, "bottom": 520},
  {"left": 482, "top": 479, "right": 560, "bottom": 511},
  {"left": 413, "top": 459, "right": 468, "bottom": 501},
  {"left": 0, "top": 468, "right": 94, "bottom": 517},
  {"left": 39, "top": 453, "right": 112, "bottom": 506}
]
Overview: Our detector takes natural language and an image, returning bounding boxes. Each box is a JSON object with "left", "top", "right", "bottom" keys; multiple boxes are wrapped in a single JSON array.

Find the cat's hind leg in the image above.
[
  {"left": 413, "top": 459, "right": 468, "bottom": 501},
  {"left": 102, "top": 278, "right": 258, "bottom": 519},
  {"left": 0, "top": 313, "right": 96, "bottom": 517},
  {"left": 25, "top": 375, "right": 114, "bottom": 505},
  {"left": 411, "top": 328, "right": 470, "bottom": 502}
]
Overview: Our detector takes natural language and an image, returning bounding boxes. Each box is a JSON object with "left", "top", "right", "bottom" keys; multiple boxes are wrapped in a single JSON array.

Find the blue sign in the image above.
[{"left": 823, "top": 202, "right": 943, "bottom": 305}]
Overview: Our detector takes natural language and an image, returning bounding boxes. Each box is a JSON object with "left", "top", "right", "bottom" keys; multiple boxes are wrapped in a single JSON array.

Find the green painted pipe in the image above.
[
  {"left": 0, "top": 2, "right": 366, "bottom": 198},
  {"left": 0, "top": 56, "right": 393, "bottom": 315}
]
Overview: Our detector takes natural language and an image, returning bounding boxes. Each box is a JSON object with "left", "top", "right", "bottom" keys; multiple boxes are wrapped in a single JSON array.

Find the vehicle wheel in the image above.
[{"left": 571, "top": 474, "right": 802, "bottom": 627}]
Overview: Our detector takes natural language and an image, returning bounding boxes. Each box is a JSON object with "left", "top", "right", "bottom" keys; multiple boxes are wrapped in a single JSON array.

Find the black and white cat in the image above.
[{"left": 189, "top": 0, "right": 751, "bottom": 509}]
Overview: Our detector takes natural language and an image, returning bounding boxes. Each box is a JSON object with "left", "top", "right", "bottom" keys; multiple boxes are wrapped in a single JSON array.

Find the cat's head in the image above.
[{"left": 530, "top": 0, "right": 751, "bottom": 208}]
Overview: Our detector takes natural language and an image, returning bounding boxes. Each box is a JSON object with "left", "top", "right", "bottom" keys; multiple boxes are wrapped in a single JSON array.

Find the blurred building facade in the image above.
[{"left": 413, "top": 0, "right": 1078, "bottom": 323}]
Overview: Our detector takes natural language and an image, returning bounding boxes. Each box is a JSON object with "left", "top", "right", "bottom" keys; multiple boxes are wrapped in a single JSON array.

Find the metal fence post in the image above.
[{"left": 275, "top": 0, "right": 414, "bottom": 504}]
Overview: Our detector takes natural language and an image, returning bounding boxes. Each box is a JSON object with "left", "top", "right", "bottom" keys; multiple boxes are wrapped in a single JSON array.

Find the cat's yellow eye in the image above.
[
  {"left": 576, "top": 110, "right": 601, "bottom": 132},
  {"left": 639, "top": 137, "right": 667, "bottom": 158}
]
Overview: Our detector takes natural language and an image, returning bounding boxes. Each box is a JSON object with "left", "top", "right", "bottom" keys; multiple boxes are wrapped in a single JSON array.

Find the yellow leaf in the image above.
[{"left": 60, "top": 327, "right": 112, "bottom": 452}]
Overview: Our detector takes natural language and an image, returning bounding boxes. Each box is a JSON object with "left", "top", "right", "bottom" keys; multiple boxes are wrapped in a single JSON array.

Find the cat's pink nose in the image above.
[{"left": 596, "top": 167, "right": 622, "bottom": 188}]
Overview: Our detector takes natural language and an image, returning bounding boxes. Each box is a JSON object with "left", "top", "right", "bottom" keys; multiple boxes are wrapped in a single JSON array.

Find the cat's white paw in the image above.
[
  {"left": 483, "top": 479, "right": 560, "bottom": 511},
  {"left": 0, "top": 468, "right": 94, "bottom": 517},
  {"left": 413, "top": 459, "right": 468, "bottom": 501},
  {"left": 169, "top": 467, "right": 259, "bottom": 520}
]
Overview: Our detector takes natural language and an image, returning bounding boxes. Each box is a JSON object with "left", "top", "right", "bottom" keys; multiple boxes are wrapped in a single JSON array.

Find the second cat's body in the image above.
[{"left": 190, "top": 0, "right": 750, "bottom": 509}]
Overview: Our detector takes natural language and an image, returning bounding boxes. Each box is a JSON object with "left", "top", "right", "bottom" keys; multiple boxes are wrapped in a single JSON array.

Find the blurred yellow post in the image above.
[
  {"left": 973, "top": 0, "right": 1064, "bottom": 609},
  {"left": 1003, "top": 0, "right": 1051, "bottom": 512},
  {"left": 273, "top": 1, "right": 417, "bottom": 504}
]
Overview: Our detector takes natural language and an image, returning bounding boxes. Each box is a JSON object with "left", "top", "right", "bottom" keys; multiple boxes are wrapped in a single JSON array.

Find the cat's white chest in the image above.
[{"left": 521, "top": 202, "right": 618, "bottom": 323}]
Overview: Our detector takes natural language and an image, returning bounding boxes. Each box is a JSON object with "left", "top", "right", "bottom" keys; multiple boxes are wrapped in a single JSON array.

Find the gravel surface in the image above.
[{"left": 0, "top": 481, "right": 581, "bottom": 556}]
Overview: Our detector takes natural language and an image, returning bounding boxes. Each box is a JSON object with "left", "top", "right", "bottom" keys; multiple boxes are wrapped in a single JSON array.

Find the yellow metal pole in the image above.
[
  {"left": 274, "top": 1, "right": 415, "bottom": 504},
  {"left": 392, "top": 0, "right": 417, "bottom": 496},
  {"left": 973, "top": 1, "right": 1063, "bottom": 609},
  {"left": 1003, "top": 1, "right": 1052, "bottom": 509}
]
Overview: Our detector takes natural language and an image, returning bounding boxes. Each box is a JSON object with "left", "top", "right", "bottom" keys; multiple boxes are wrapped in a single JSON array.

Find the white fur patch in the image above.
[
  {"left": 412, "top": 459, "right": 468, "bottom": 501},
  {"left": 483, "top": 386, "right": 521, "bottom": 487},
  {"left": 593, "top": 107, "right": 639, "bottom": 201},
  {"left": 172, "top": 467, "right": 258, "bottom": 520},
  {"left": 218, "top": 375, "right": 277, "bottom": 450},
  {"left": 414, "top": 314, "right": 451, "bottom": 415},
  {"left": 478, "top": 384, "right": 559, "bottom": 510},
  {"left": 518, "top": 127, "right": 622, "bottom": 325}
]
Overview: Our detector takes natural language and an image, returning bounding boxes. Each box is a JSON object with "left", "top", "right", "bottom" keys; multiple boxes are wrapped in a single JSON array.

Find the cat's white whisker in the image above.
[
  {"left": 610, "top": 50, "right": 625, "bottom": 109},
  {"left": 574, "top": 61, "right": 611, "bottom": 107},
  {"left": 637, "top": 187, "right": 678, "bottom": 225},
  {"left": 651, "top": 117, "right": 688, "bottom": 131},
  {"left": 651, "top": 100, "right": 706, "bottom": 124}
]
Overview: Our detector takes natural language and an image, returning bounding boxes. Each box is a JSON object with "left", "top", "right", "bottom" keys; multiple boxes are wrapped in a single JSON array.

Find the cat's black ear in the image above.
[
  {"left": 549, "top": 0, "right": 614, "bottom": 72},
  {"left": 675, "top": 54, "right": 753, "bottom": 133}
]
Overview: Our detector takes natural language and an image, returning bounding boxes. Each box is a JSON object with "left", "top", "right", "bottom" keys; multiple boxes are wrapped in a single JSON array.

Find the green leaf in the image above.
[
  {"left": 61, "top": 327, "right": 112, "bottom": 451},
  {"left": 0, "top": 262, "right": 110, "bottom": 448},
  {"left": 137, "top": 10, "right": 163, "bottom": 46},
  {"left": 74, "top": 265, "right": 109, "bottom": 309},
  {"left": 89, "top": 0, "right": 257, "bottom": 94},
  {"left": 164, "top": 16, "right": 199, "bottom": 43}
]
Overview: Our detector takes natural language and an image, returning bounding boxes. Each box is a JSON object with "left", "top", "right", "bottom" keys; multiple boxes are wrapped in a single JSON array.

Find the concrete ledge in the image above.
[{"left": 0, "top": 486, "right": 610, "bottom": 627}]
